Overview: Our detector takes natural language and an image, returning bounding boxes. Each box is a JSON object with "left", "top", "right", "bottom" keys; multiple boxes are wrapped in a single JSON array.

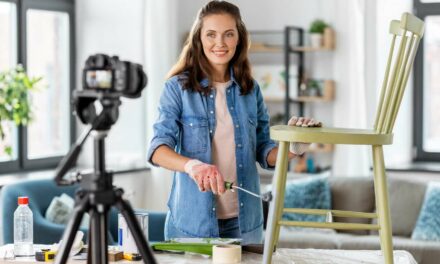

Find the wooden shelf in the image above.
[
  {"left": 291, "top": 96, "right": 332, "bottom": 103},
  {"left": 295, "top": 79, "right": 335, "bottom": 102},
  {"left": 249, "top": 43, "right": 282, "bottom": 53},
  {"left": 264, "top": 97, "right": 285, "bottom": 103},
  {"left": 290, "top": 46, "right": 334, "bottom": 52},
  {"left": 250, "top": 44, "right": 334, "bottom": 53},
  {"left": 265, "top": 80, "right": 335, "bottom": 103}
]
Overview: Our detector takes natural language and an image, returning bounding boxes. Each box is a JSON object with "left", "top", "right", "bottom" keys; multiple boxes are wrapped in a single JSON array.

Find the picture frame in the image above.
[{"left": 252, "top": 64, "right": 298, "bottom": 100}]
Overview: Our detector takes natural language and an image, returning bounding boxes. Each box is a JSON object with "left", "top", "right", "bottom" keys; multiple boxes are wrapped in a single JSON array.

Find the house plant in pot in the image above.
[
  {"left": 309, "top": 19, "right": 328, "bottom": 48},
  {"left": 0, "top": 65, "right": 42, "bottom": 157}
]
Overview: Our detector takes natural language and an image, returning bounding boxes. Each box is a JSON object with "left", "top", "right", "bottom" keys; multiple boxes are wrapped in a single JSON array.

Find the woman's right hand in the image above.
[{"left": 184, "top": 160, "right": 226, "bottom": 195}]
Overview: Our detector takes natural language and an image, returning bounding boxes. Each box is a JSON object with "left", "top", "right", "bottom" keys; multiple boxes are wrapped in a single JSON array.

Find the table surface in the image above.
[{"left": 0, "top": 245, "right": 417, "bottom": 264}]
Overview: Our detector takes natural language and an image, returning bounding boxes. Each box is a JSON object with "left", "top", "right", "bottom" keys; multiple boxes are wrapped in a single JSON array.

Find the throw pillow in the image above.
[
  {"left": 411, "top": 182, "right": 440, "bottom": 241},
  {"left": 282, "top": 176, "right": 331, "bottom": 222},
  {"left": 45, "top": 193, "right": 75, "bottom": 225},
  {"left": 45, "top": 193, "right": 89, "bottom": 229}
]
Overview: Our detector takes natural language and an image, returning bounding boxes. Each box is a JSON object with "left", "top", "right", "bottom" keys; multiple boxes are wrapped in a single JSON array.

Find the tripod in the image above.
[{"left": 53, "top": 128, "right": 157, "bottom": 264}]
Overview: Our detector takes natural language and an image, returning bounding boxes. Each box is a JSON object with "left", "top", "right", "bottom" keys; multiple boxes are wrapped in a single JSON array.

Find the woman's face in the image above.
[{"left": 200, "top": 13, "right": 239, "bottom": 72}]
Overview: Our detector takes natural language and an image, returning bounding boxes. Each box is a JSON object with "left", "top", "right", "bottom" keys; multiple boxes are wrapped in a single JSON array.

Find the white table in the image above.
[{"left": 0, "top": 245, "right": 417, "bottom": 264}]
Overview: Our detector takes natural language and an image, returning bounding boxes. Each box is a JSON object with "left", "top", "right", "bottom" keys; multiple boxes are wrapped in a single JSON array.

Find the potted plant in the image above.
[
  {"left": 309, "top": 19, "right": 328, "bottom": 48},
  {"left": 0, "top": 65, "right": 42, "bottom": 156},
  {"left": 306, "top": 79, "right": 321, "bottom": 97}
]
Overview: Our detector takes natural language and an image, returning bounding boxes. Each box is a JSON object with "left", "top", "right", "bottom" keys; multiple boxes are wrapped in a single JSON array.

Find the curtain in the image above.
[{"left": 331, "top": 0, "right": 371, "bottom": 177}]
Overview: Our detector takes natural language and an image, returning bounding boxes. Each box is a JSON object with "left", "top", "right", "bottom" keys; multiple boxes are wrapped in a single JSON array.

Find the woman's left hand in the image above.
[
  {"left": 287, "top": 116, "right": 322, "bottom": 155},
  {"left": 288, "top": 116, "right": 321, "bottom": 127}
]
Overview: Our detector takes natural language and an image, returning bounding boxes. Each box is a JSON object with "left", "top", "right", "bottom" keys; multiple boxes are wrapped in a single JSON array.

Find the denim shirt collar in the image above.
[{"left": 200, "top": 66, "right": 237, "bottom": 88}]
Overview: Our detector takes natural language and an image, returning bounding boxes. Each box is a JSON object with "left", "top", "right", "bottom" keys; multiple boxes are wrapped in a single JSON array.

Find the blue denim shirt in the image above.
[{"left": 147, "top": 69, "right": 277, "bottom": 244}]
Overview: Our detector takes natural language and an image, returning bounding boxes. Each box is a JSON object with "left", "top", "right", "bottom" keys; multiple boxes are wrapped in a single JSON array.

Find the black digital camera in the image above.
[
  {"left": 82, "top": 54, "right": 147, "bottom": 98},
  {"left": 74, "top": 54, "right": 147, "bottom": 128}
]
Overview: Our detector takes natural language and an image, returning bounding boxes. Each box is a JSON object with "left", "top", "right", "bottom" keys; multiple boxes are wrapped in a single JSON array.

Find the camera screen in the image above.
[{"left": 86, "top": 70, "right": 112, "bottom": 89}]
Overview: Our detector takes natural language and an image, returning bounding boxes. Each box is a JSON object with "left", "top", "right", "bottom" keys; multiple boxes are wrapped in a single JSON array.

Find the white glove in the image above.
[
  {"left": 287, "top": 116, "right": 320, "bottom": 155},
  {"left": 184, "top": 159, "right": 225, "bottom": 194},
  {"left": 290, "top": 142, "right": 310, "bottom": 156}
]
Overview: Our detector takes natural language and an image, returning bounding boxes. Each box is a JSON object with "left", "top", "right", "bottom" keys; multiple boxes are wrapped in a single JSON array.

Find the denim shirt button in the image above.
[
  {"left": 210, "top": 95, "right": 213, "bottom": 98},
  {"left": 239, "top": 164, "right": 243, "bottom": 168},
  {"left": 230, "top": 106, "right": 234, "bottom": 110},
  {"left": 240, "top": 203, "right": 244, "bottom": 207},
  {"left": 240, "top": 183, "right": 243, "bottom": 187},
  {"left": 190, "top": 123, "right": 193, "bottom": 126},
  {"left": 210, "top": 130, "right": 213, "bottom": 134},
  {"left": 212, "top": 207, "right": 216, "bottom": 211},
  {"left": 210, "top": 111, "right": 214, "bottom": 114},
  {"left": 236, "top": 124, "right": 239, "bottom": 128},
  {"left": 237, "top": 144, "right": 242, "bottom": 147}
]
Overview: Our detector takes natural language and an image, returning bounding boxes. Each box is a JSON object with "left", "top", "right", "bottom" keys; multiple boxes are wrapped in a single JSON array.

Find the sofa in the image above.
[
  {"left": 0, "top": 179, "right": 166, "bottom": 245},
  {"left": 272, "top": 177, "right": 440, "bottom": 264}
]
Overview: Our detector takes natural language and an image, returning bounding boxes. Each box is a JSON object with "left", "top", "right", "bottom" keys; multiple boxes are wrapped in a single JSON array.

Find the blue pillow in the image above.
[
  {"left": 411, "top": 183, "right": 440, "bottom": 241},
  {"left": 282, "top": 176, "right": 331, "bottom": 222}
]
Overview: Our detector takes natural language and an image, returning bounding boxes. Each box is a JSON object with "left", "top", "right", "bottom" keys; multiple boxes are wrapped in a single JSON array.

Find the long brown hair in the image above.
[{"left": 167, "top": 0, "right": 253, "bottom": 95}]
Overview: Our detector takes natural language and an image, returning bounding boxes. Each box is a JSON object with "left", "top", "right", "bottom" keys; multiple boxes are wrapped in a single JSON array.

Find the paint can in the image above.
[{"left": 118, "top": 211, "right": 149, "bottom": 254}]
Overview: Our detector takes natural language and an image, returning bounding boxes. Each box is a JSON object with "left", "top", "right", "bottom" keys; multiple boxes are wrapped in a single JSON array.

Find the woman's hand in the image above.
[
  {"left": 288, "top": 116, "right": 321, "bottom": 127},
  {"left": 184, "top": 160, "right": 225, "bottom": 195},
  {"left": 288, "top": 116, "right": 322, "bottom": 155}
]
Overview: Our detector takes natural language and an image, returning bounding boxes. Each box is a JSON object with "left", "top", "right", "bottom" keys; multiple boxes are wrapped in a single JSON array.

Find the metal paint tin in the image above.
[{"left": 118, "top": 211, "right": 149, "bottom": 254}]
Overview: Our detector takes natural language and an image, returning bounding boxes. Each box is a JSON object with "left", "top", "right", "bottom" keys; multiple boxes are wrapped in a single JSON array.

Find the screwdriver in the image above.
[{"left": 224, "top": 181, "right": 272, "bottom": 202}]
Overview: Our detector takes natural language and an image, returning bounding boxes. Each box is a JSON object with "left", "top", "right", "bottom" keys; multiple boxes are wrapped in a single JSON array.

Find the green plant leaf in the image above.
[
  {"left": 0, "top": 65, "right": 42, "bottom": 127},
  {"left": 5, "top": 146, "right": 12, "bottom": 156},
  {"left": 309, "top": 19, "right": 328, "bottom": 33}
]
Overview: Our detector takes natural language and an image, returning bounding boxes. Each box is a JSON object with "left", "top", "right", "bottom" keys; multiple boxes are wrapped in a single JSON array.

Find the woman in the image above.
[{"left": 147, "top": 0, "right": 317, "bottom": 244}]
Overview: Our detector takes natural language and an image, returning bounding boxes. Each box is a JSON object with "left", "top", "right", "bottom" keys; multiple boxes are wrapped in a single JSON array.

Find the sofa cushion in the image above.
[
  {"left": 283, "top": 177, "right": 331, "bottom": 222},
  {"left": 329, "top": 177, "right": 375, "bottom": 235},
  {"left": 387, "top": 178, "right": 426, "bottom": 237},
  {"left": 412, "top": 183, "right": 440, "bottom": 242}
]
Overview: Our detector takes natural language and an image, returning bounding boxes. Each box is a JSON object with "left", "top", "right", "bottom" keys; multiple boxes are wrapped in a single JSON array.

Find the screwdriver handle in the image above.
[{"left": 225, "top": 181, "right": 234, "bottom": 190}]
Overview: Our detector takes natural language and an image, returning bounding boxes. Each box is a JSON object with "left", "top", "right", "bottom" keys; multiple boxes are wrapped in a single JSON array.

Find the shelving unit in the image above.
[{"left": 249, "top": 26, "right": 335, "bottom": 172}]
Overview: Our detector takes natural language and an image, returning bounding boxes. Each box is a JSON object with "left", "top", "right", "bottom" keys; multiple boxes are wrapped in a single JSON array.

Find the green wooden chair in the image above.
[{"left": 263, "top": 12, "right": 424, "bottom": 264}]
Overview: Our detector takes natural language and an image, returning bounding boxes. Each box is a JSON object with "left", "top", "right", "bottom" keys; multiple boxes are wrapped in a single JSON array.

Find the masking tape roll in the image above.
[{"left": 212, "top": 245, "right": 242, "bottom": 264}]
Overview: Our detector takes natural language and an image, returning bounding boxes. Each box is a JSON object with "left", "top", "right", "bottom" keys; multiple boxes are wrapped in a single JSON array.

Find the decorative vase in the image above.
[{"left": 309, "top": 33, "right": 323, "bottom": 48}]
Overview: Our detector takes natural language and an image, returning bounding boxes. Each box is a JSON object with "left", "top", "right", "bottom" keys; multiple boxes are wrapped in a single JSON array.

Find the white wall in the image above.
[
  {"left": 75, "top": 0, "right": 171, "bottom": 211},
  {"left": 75, "top": 0, "right": 147, "bottom": 170}
]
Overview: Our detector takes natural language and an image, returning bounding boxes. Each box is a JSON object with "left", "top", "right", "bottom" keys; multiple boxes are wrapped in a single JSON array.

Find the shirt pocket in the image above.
[{"left": 180, "top": 116, "right": 209, "bottom": 155}]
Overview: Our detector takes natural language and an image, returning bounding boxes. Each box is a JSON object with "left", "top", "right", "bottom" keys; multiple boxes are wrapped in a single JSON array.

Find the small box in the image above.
[{"left": 118, "top": 211, "right": 149, "bottom": 254}]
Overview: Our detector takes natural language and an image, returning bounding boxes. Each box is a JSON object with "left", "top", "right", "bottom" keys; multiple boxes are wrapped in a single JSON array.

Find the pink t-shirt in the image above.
[{"left": 212, "top": 81, "right": 239, "bottom": 219}]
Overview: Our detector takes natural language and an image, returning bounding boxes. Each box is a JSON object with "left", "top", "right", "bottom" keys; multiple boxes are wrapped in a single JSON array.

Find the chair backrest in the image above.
[{"left": 374, "top": 12, "right": 425, "bottom": 134}]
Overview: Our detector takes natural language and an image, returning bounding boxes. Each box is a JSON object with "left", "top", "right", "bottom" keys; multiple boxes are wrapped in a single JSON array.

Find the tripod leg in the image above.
[
  {"left": 115, "top": 192, "right": 157, "bottom": 264},
  {"left": 55, "top": 194, "right": 89, "bottom": 264},
  {"left": 88, "top": 206, "right": 109, "bottom": 264}
]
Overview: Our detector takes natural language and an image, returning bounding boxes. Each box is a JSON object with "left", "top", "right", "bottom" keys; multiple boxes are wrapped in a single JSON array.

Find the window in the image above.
[
  {"left": 414, "top": 0, "right": 440, "bottom": 161},
  {"left": 0, "top": 1, "right": 18, "bottom": 164},
  {"left": 0, "top": 0, "right": 75, "bottom": 173}
]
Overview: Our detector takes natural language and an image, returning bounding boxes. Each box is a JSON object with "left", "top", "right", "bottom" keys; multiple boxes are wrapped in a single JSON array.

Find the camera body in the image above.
[
  {"left": 82, "top": 54, "right": 147, "bottom": 98},
  {"left": 74, "top": 54, "right": 147, "bottom": 128}
]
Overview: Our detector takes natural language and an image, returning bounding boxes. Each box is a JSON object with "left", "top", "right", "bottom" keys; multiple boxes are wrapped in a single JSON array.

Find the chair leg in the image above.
[
  {"left": 372, "top": 145, "right": 394, "bottom": 264},
  {"left": 263, "top": 142, "right": 290, "bottom": 264}
]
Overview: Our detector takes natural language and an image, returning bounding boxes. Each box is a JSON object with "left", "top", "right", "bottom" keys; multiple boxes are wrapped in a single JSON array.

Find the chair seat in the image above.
[{"left": 270, "top": 125, "right": 393, "bottom": 145}]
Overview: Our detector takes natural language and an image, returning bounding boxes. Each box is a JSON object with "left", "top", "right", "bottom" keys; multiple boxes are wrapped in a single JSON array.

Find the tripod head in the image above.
[{"left": 54, "top": 54, "right": 147, "bottom": 186}]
